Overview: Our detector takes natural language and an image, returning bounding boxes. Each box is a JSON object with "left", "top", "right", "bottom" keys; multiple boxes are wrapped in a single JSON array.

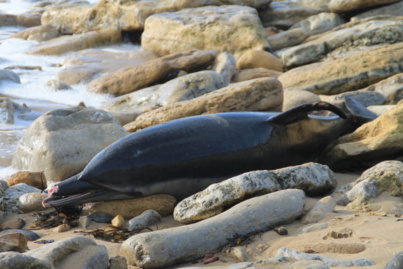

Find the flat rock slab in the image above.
[
  {"left": 27, "top": 28, "right": 121, "bottom": 55},
  {"left": 329, "top": 0, "right": 399, "bottom": 13},
  {"left": 174, "top": 162, "right": 335, "bottom": 223},
  {"left": 142, "top": 5, "right": 268, "bottom": 56},
  {"left": 279, "top": 43, "right": 403, "bottom": 95},
  {"left": 87, "top": 49, "right": 216, "bottom": 96},
  {"left": 121, "top": 189, "right": 305, "bottom": 268},
  {"left": 125, "top": 77, "right": 282, "bottom": 132}
]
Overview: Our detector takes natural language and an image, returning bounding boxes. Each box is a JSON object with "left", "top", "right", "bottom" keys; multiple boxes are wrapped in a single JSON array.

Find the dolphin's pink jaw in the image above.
[{"left": 48, "top": 185, "right": 59, "bottom": 195}]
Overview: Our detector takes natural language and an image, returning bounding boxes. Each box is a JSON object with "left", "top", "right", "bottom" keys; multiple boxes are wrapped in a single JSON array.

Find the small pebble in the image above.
[
  {"left": 274, "top": 226, "right": 288, "bottom": 235},
  {"left": 112, "top": 215, "right": 125, "bottom": 228},
  {"left": 79, "top": 216, "right": 91, "bottom": 228},
  {"left": 1, "top": 218, "right": 26, "bottom": 229},
  {"left": 54, "top": 224, "right": 70, "bottom": 233},
  {"left": 0, "top": 229, "right": 40, "bottom": 241}
]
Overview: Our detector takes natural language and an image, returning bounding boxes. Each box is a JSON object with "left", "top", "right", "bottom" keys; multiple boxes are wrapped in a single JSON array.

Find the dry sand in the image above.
[{"left": 4, "top": 172, "right": 402, "bottom": 269}]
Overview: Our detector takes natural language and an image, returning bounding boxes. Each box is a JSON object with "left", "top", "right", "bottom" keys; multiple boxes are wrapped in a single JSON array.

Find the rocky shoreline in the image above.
[{"left": 1, "top": 0, "right": 403, "bottom": 268}]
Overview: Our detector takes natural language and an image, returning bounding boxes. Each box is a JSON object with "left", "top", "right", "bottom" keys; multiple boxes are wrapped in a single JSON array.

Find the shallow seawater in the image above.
[{"left": 0, "top": 0, "right": 142, "bottom": 178}]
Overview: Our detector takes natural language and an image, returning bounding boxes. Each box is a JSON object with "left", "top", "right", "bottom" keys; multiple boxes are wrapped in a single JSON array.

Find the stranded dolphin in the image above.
[{"left": 42, "top": 96, "right": 377, "bottom": 207}]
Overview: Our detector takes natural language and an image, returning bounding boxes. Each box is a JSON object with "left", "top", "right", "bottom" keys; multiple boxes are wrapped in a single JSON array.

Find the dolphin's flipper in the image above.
[{"left": 268, "top": 101, "right": 347, "bottom": 125}]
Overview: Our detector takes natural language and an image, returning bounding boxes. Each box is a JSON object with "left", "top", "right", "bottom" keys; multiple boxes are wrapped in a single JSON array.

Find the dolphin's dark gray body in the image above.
[{"left": 42, "top": 96, "right": 377, "bottom": 207}]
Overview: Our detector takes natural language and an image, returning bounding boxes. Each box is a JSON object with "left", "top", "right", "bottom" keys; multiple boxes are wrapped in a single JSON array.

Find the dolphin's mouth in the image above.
[{"left": 42, "top": 191, "right": 107, "bottom": 208}]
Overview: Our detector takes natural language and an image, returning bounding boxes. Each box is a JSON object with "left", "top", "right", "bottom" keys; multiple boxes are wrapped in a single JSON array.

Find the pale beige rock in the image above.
[
  {"left": 268, "top": 28, "right": 309, "bottom": 51},
  {"left": 112, "top": 215, "right": 125, "bottom": 228},
  {"left": 259, "top": 1, "right": 324, "bottom": 29},
  {"left": 125, "top": 77, "right": 283, "bottom": 132},
  {"left": 329, "top": 0, "right": 400, "bottom": 13},
  {"left": 101, "top": 70, "right": 225, "bottom": 113},
  {"left": 279, "top": 43, "right": 403, "bottom": 95},
  {"left": 142, "top": 6, "right": 268, "bottom": 56},
  {"left": 18, "top": 193, "right": 48, "bottom": 213},
  {"left": 42, "top": 0, "right": 273, "bottom": 34},
  {"left": 10, "top": 24, "right": 60, "bottom": 42},
  {"left": 281, "top": 18, "right": 403, "bottom": 68},
  {"left": 322, "top": 102, "right": 403, "bottom": 170},
  {"left": 87, "top": 49, "right": 216, "bottom": 95},
  {"left": 212, "top": 52, "right": 237, "bottom": 85},
  {"left": 232, "top": 68, "right": 282, "bottom": 83},
  {"left": 290, "top": 12, "right": 345, "bottom": 36},
  {"left": 54, "top": 224, "right": 71, "bottom": 233},
  {"left": 0, "top": 13, "right": 41, "bottom": 27},
  {"left": 282, "top": 90, "right": 320, "bottom": 111},
  {"left": 11, "top": 107, "right": 128, "bottom": 184},
  {"left": 7, "top": 171, "right": 47, "bottom": 190},
  {"left": 0, "top": 232, "right": 27, "bottom": 253},
  {"left": 28, "top": 28, "right": 121, "bottom": 55},
  {"left": 236, "top": 50, "right": 283, "bottom": 71},
  {"left": 301, "top": 196, "right": 336, "bottom": 224},
  {"left": 57, "top": 49, "right": 158, "bottom": 85},
  {"left": 84, "top": 194, "right": 176, "bottom": 219}
]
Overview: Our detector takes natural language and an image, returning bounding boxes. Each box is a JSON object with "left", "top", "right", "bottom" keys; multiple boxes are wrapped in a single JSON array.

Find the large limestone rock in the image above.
[
  {"left": 42, "top": 0, "right": 273, "bottom": 34},
  {"left": 121, "top": 189, "right": 305, "bottom": 268},
  {"left": 125, "top": 77, "right": 283, "bottom": 132},
  {"left": 279, "top": 43, "right": 403, "bottom": 95},
  {"left": 337, "top": 161, "right": 403, "bottom": 213},
  {"left": 142, "top": 5, "right": 268, "bottom": 56},
  {"left": 87, "top": 49, "right": 216, "bottom": 95},
  {"left": 357, "top": 73, "right": 403, "bottom": 104},
  {"left": 12, "top": 107, "right": 128, "bottom": 184},
  {"left": 352, "top": 1, "right": 403, "bottom": 20},
  {"left": 281, "top": 17, "right": 403, "bottom": 68},
  {"left": 10, "top": 24, "right": 61, "bottom": 42},
  {"left": 174, "top": 163, "right": 335, "bottom": 223},
  {"left": 57, "top": 49, "right": 158, "bottom": 85},
  {"left": 267, "top": 28, "right": 309, "bottom": 51},
  {"left": 0, "top": 13, "right": 41, "bottom": 28},
  {"left": 322, "top": 101, "right": 403, "bottom": 170},
  {"left": 102, "top": 71, "right": 225, "bottom": 113},
  {"left": 27, "top": 28, "right": 121, "bottom": 55},
  {"left": 26, "top": 236, "right": 108, "bottom": 269},
  {"left": 329, "top": 0, "right": 400, "bottom": 13}
]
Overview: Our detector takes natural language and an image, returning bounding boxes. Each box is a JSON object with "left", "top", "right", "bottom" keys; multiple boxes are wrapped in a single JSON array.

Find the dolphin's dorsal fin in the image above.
[
  {"left": 268, "top": 101, "right": 347, "bottom": 125},
  {"left": 344, "top": 95, "right": 377, "bottom": 123}
]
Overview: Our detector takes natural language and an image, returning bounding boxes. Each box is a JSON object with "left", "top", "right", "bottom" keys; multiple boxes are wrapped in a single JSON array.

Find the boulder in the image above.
[
  {"left": 0, "top": 70, "right": 20, "bottom": 84},
  {"left": 319, "top": 89, "right": 386, "bottom": 108},
  {"left": 282, "top": 90, "right": 320, "bottom": 111},
  {"left": 87, "top": 49, "right": 216, "bottom": 95},
  {"left": 232, "top": 68, "right": 282, "bottom": 83},
  {"left": 41, "top": 0, "right": 273, "bottom": 34},
  {"left": 0, "top": 13, "right": 41, "bottom": 27},
  {"left": 0, "top": 252, "right": 52, "bottom": 269},
  {"left": 212, "top": 52, "right": 236, "bottom": 85},
  {"left": 26, "top": 236, "right": 109, "bottom": 269},
  {"left": 267, "top": 28, "right": 309, "bottom": 51},
  {"left": 352, "top": 2, "right": 403, "bottom": 20},
  {"left": 11, "top": 107, "right": 128, "bottom": 184},
  {"left": 126, "top": 209, "right": 162, "bottom": 232},
  {"left": 7, "top": 171, "right": 46, "bottom": 190},
  {"left": 357, "top": 73, "right": 403, "bottom": 104},
  {"left": 142, "top": 5, "right": 268, "bottom": 56},
  {"left": 10, "top": 24, "right": 61, "bottom": 42},
  {"left": 281, "top": 17, "right": 403, "bottom": 68},
  {"left": 236, "top": 49, "right": 283, "bottom": 71},
  {"left": 279, "top": 43, "right": 403, "bottom": 95},
  {"left": 337, "top": 161, "right": 403, "bottom": 212},
  {"left": 290, "top": 12, "right": 345, "bottom": 36},
  {"left": 301, "top": 196, "right": 336, "bottom": 224},
  {"left": 121, "top": 189, "right": 305, "bottom": 268},
  {"left": 18, "top": 193, "right": 48, "bottom": 213},
  {"left": 322, "top": 101, "right": 403, "bottom": 169},
  {"left": 329, "top": 0, "right": 400, "bottom": 13},
  {"left": 101, "top": 70, "right": 225, "bottom": 113},
  {"left": 57, "top": 49, "right": 158, "bottom": 85},
  {"left": 258, "top": 1, "right": 324, "bottom": 29},
  {"left": 0, "top": 232, "right": 27, "bottom": 253},
  {"left": 83, "top": 194, "right": 176, "bottom": 219},
  {"left": 385, "top": 251, "right": 403, "bottom": 269},
  {"left": 174, "top": 162, "right": 335, "bottom": 223},
  {"left": 27, "top": 28, "right": 121, "bottom": 55},
  {"left": 125, "top": 77, "right": 283, "bottom": 132}
]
